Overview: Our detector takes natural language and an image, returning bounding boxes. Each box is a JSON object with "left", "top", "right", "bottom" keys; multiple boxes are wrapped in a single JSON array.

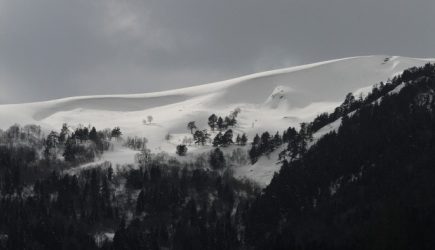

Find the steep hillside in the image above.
[{"left": 247, "top": 63, "right": 435, "bottom": 249}]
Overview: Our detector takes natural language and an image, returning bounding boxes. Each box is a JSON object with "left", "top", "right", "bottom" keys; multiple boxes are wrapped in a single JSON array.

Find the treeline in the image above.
[
  {"left": 246, "top": 64, "right": 435, "bottom": 167},
  {"left": 248, "top": 123, "right": 312, "bottom": 164},
  {"left": 309, "top": 63, "right": 435, "bottom": 133},
  {"left": 0, "top": 123, "right": 119, "bottom": 196},
  {"left": 246, "top": 63, "right": 435, "bottom": 249},
  {"left": 48, "top": 124, "right": 120, "bottom": 164}
]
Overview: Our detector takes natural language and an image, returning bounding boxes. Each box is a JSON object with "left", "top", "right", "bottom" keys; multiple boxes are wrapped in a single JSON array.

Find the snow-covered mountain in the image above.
[{"left": 0, "top": 55, "right": 433, "bottom": 185}]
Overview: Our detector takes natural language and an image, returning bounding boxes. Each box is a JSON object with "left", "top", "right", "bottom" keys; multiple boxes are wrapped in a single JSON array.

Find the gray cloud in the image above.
[{"left": 1, "top": 0, "right": 435, "bottom": 103}]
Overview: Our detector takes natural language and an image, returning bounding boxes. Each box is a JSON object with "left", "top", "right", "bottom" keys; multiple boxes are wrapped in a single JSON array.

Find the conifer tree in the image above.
[
  {"left": 259, "top": 132, "right": 271, "bottom": 153},
  {"left": 210, "top": 148, "right": 225, "bottom": 169},
  {"left": 252, "top": 134, "right": 260, "bottom": 146},
  {"left": 283, "top": 127, "right": 298, "bottom": 143},
  {"left": 272, "top": 131, "right": 282, "bottom": 149},
  {"left": 44, "top": 131, "right": 59, "bottom": 160},
  {"left": 228, "top": 108, "right": 240, "bottom": 127},
  {"left": 208, "top": 114, "right": 218, "bottom": 131},
  {"left": 222, "top": 129, "right": 233, "bottom": 146},
  {"left": 59, "top": 123, "right": 69, "bottom": 144},
  {"left": 342, "top": 92, "right": 356, "bottom": 112},
  {"left": 63, "top": 138, "right": 76, "bottom": 162},
  {"left": 83, "top": 127, "right": 89, "bottom": 140},
  {"left": 194, "top": 130, "right": 209, "bottom": 146},
  {"left": 176, "top": 144, "right": 188, "bottom": 156},
  {"left": 213, "top": 132, "right": 223, "bottom": 147},
  {"left": 236, "top": 134, "right": 241, "bottom": 145},
  {"left": 217, "top": 117, "right": 225, "bottom": 131},
  {"left": 89, "top": 127, "right": 98, "bottom": 143},
  {"left": 240, "top": 133, "right": 248, "bottom": 146},
  {"left": 111, "top": 127, "right": 122, "bottom": 139},
  {"left": 249, "top": 146, "right": 258, "bottom": 164}
]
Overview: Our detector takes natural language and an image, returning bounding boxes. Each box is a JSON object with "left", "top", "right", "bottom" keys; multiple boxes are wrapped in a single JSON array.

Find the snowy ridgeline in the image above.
[{"left": 0, "top": 55, "right": 433, "bottom": 186}]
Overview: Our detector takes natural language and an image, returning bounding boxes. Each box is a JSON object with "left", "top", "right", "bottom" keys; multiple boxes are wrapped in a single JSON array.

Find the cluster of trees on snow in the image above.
[
  {"left": 124, "top": 136, "right": 148, "bottom": 151},
  {"left": 185, "top": 108, "right": 242, "bottom": 146},
  {"left": 212, "top": 130, "right": 248, "bottom": 148},
  {"left": 207, "top": 108, "right": 240, "bottom": 131},
  {"left": 235, "top": 133, "right": 248, "bottom": 146},
  {"left": 177, "top": 109, "right": 246, "bottom": 156},
  {"left": 57, "top": 124, "right": 119, "bottom": 164},
  {"left": 212, "top": 129, "right": 232, "bottom": 147},
  {"left": 279, "top": 123, "right": 313, "bottom": 162},
  {"left": 0, "top": 123, "right": 121, "bottom": 197},
  {"left": 184, "top": 122, "right": 212, "bottom": 146},
  {"left": 193, "top": 129, "right": 211, "bottom": 146},
  {"left": 247, "top": 124, "right": 312, "bottom": 164},
  {"left": 248, "top": 131, "right": 282, "bottom": 164},
  {"left": 142, "top": 115, "right": 153, "bottom": 125}
]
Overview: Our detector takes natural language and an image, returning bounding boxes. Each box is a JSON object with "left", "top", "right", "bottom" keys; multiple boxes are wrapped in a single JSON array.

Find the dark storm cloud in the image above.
[{"left": 0, "top": 0, "right": 434, "bottom": 103}]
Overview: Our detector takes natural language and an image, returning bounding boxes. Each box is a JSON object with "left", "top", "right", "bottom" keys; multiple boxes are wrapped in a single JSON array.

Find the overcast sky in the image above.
[{"left": 1, "top": 0, "right": 435, "bottom": 104}]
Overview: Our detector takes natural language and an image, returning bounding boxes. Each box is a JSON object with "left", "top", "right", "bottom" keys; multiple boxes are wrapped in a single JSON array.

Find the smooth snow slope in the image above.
[{"left": 0, "top": 55, "right": 432, "bottom": 152}]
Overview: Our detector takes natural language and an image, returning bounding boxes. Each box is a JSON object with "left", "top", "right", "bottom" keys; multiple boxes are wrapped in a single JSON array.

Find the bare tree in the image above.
[
  {"left": 187, "top": 121, "right": 197, "bottom": 134},
  {"left": 147, "top": 115, "right": 153, "bottom": 124}
]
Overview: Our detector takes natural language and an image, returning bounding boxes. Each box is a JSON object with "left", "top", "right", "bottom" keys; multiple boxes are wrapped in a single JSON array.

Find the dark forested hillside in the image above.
[
  {"left": 2, "top": 64, "right": 435, "bottom": 250},
  {"left": 0, "top": 123, "right": 259, "bottom": 249},
  {"left": 247, "top": 63, "right": 435, "bottom": 249}
]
